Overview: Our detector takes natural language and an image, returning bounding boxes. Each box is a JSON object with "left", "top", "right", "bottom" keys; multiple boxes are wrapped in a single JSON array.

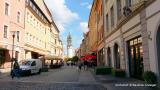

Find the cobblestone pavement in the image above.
[
  {"left": 0, "top": 81, "right": 106, "bottom": 90},
  {"left": 0, "top": 66, "right": 107, "bottom": 90},
  {"left": 94, "top": 75, "right": 159, "bottom": 90},
  {"left": 0, "top": 66, "right": 79, "bottom": 82}
]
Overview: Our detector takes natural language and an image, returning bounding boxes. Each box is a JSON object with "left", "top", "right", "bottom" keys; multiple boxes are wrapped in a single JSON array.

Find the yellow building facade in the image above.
[{"left": 24, "top": 0, "right": 63, "bottom": 60}]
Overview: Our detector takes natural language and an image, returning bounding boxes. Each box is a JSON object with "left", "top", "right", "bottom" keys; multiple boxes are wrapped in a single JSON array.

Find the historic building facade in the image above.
[
  {"left": 0, "top": 0, "right": 63, "bottom": 70},
  {"left": 79, "top": 0, "right": 160, "bottom": 82},
  {"left": 103, "top": 0, "right": 160, "bottom": 80},
  {"left": 25, "top": 0, "right": 52, "bottom": 59},
  {"left": 24, "top": 0, "right": 63, "bottom": 60},
  {"left": 0, "top": 0, "right": 25, "bottom": 68}
]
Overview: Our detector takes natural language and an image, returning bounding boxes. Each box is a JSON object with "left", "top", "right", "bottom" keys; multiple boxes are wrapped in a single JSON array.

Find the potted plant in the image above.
[{"left": 143, "top": 71, "right": 157, "bottom": 84}]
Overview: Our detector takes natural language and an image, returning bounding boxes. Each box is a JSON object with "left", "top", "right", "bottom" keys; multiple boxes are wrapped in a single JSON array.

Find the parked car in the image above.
[{"left": 19, "top": 59, "right": 42, "bottom": 75}]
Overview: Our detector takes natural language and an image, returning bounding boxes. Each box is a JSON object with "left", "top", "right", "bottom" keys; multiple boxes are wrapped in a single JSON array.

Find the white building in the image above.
[{"left": 67, "top": 33, "right": 73, "bottom": 58}]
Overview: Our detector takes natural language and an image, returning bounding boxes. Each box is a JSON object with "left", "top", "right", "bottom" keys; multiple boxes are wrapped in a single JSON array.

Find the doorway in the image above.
[
  {"left": 107, "top": 47, "right": 112, "bottom": 67},
  {"left": 114, "top": 44, "right": 120, "bottom": 69},
  {"left": 156, "top": 26, "right": 160, "bottom": 76},
  {"left": 128, "top": 36, "right": 144, "bottom": 79}
]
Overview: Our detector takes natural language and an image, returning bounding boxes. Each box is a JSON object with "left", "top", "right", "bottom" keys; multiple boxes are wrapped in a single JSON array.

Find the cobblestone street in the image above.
[{"left": 0, "top": 66, "right": 106, "bottom": 90}]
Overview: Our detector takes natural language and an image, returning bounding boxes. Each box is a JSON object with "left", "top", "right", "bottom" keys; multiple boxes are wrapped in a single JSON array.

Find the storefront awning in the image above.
[{"left": 45, "top": 55, "right": 62, "bottom": 60}]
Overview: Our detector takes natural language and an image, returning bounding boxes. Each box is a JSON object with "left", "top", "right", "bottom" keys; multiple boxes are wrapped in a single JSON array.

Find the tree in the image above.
[
  {"left": 64, "top": 57, "right": 69, "bottom": 62},
  {"left": 71, "top": 56, "right": 79, "bottom": 63}
]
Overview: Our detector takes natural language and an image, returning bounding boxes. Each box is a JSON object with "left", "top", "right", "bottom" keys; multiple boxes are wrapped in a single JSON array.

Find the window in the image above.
[
  {"left": 107, "top": 47, "right": 112, "bottom": 67},
  {"left": 3, "top": 25, "right": 8, "bottom": 38},
  {"left": 126, "top": 0, "right": 132, "bottom": 7},
  {"left": 101, "top": 5, "right": 103, "bottom": 16},
  {"left": 97, "top": 13, "right": 100, "bottom": 24},
  {"left": 17, "top": 31, "right": 20, "bottom": 42},
  {"left": 15, "top": 51, "right": 19, "bottom": 60},
  {"left": 5, "top": 3, "right": 9, "bottom": 16},
  {"left": 106, "top": 14, "right": 109, "bottom": 32},
  {"left": 55, "top": 49, "right": 56, "bottom": 54},
  {"left": 55, "top": 39, "right": 57, "bottom": 44},
  {"left": 17, "top": 11, "right": 21, "bottom": 23},
  {"left": 111, "top": 6, "right": 114, "bottom": 27},
  {"left": 114, "top": 44, "right": 120, "bottom": 69},
  {"left": 117, "top": 0, "right": 122, "bottom": 20},
  {"left": 31, "top": 61, "right": 36, "bottom": 66}
]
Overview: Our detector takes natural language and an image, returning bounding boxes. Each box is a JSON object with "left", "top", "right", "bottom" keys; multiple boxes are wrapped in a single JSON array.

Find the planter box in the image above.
[
  {"left": 112, "top": 69, "right": 125, "bottom": 77},
  {"left": 94, "top": 66, "right": 112, "bottom": 75}
]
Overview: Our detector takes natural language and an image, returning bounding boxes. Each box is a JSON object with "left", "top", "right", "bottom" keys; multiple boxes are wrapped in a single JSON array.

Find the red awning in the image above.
[{"left": 80, "top": 55, "right": 96, "bottom": 61}]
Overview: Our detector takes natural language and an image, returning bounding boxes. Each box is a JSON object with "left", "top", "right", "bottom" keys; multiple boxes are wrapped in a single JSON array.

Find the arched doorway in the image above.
[
  {"left": 107, "top": 47, "right": 112, "bottom": 67},
  {"left": 156, "top": 26, "right": 160, "bottom": 75},
  {"left": 114, "top": 44, "right": 120, "bottom": 69}
]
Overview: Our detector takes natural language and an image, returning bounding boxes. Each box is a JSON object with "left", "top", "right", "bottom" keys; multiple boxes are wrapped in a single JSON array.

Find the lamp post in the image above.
[{"left": 10, "top": 31, "right": 16, "bottom": 75}]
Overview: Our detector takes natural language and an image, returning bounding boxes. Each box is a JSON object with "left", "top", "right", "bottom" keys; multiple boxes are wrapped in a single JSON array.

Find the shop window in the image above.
[
  {"left": 128, "top": 36, "right": 144, "bottom": 79},
  {"left": 107, "top": 47, "right": 112, "bottom": 67},
  {"left": 114, "top": 43, "right": 120, "bottom": 69}
]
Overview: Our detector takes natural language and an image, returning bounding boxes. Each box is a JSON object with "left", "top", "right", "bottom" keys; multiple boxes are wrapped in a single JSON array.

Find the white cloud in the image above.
[
  {"left": 80, "top": 2, "right": 92, "bottom": 10},
  {"left": 45, "top": 0, "right": 79, "bottom": 32},
  {"left": 87, "top": 4, "right": 92, "bottom": 9},
  {"left": 80, "top": 22, "right": 89, "bottom": 33}
]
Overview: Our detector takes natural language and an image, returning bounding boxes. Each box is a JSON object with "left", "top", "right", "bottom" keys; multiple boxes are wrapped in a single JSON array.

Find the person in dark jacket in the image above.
[
  {"left": 11, "top": 59, "right": 21, "bottom": 79},
  {"left": 84, "top": 61, "right": 88, "bottom": 70}
]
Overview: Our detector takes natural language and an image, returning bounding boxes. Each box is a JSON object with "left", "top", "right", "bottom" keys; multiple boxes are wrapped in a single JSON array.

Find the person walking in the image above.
[
  {"left": 84, "top": 60, "right": 88, "bottom": 70},
  {"left": 77, "top": 60, "right": 82, "bottom": 72},
  {"left": 11, "top": 59, "right": 21, "bottom": 79}
]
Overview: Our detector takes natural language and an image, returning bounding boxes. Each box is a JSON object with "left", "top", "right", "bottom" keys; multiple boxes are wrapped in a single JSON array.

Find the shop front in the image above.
[
  {"left": 0, "top": 48, "right": 10, "bottom": 68},
  {"left": 156, "top": 26, "right": 160, "bottom": 77},
  {"left": 128, "top": 36, "right": 144, "bottom": 79},
  {"left": 98, "top": 48, "right": 105, "bottom": 66}
]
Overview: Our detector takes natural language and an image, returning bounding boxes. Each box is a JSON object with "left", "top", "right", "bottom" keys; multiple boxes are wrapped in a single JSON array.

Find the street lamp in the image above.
[{"left": 10, "top": 31, "right": 16, "bottom": 75}]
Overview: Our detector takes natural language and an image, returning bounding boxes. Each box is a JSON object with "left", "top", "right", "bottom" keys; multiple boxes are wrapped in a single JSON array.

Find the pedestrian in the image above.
[
  {"left": 77, "top": 60, "right": 82, "bottom": 72},
  {"left": 11, "top": 59, "right": 21, "bottom": 79},
  {"left": 84, "top": 60, "right": 88, "bottom": 70}
]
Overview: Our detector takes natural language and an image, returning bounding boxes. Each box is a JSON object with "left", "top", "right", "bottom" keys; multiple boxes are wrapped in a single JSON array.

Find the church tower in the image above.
[{"left": 67, "top": 33, "right": 73, "bottom": 58}]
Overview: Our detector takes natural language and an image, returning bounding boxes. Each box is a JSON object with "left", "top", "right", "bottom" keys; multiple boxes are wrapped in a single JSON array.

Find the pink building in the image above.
[{"left": 0, "top": 0, "right": 25, "bottom": 69}]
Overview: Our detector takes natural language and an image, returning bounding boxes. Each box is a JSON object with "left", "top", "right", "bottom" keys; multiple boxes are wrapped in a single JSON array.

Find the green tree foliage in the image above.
[{"left": 71, "top": 56, "right": 79, "bottom": 63}]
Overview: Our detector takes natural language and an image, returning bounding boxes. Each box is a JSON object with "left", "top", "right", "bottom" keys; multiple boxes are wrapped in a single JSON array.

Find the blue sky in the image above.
[{"left": 45, "top": 0, "right": 93, "bottom": 55}]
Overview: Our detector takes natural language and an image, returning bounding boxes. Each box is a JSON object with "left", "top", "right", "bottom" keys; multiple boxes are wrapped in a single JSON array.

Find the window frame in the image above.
[
  {"left": 117, "top": 0, "right": 122, "bottom": 20},
  {"left": 4, "top": 2, "right": 10, "bottom": 16},
  {"left": 17, "top": 11, "right": 21, "bottom": 23},
  {"left": 111, "top": 6, "right": 114, "bottom": 27},
  {"left": 3, "top": 25, "right": 9, "bottom": 38},
  {"left": 16, "top": 31, "right": 20, "bottom": 42},
  {"left": 106, "top": 14, "right": 109, "bottom": 32}
]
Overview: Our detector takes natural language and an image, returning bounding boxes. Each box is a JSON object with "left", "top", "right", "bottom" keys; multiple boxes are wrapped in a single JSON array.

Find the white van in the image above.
[{"left": 19, "top": 59, "right": 42, "bottom": 75}]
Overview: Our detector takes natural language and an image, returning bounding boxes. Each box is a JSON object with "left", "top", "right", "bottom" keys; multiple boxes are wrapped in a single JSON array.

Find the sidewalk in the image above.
[
  {"left": 93, "top": 74, "right": 159, "bottom": 90},
  {"left": 0, "top": 68, "right": 10, "bottom": 79},
  {"left": 78, "top": 70, "right": 97, "bottom": 84}
]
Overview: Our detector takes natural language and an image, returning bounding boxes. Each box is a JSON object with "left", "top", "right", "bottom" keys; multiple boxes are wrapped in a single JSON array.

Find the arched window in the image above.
[
  {"left": 114, "top": 43, "right": 120, "bottom": 69},
  {"left": 107, "top": 47, "right": 112, "bottom": 67}
]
